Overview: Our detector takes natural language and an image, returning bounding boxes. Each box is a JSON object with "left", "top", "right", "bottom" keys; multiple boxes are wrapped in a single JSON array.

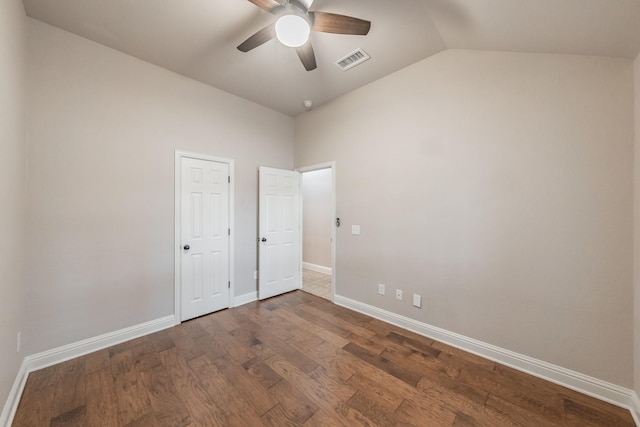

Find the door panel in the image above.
[
  {"left": 181, "top": 157, "right": 230, "bottom": 320},
  {"left": 259, "top": 167, "right": 301, "bottom": 300}
]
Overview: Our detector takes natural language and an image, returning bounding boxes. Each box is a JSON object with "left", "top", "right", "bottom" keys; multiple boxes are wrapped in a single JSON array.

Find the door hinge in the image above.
[
  {"left": 228, "top": 176, "right": 230, "bottom": 183},
  {"left": 228, "top": 281, "right": 231, "bottom": 288},
  {"left": 228, "top": 228, "right": 231, "bottom": 236}
]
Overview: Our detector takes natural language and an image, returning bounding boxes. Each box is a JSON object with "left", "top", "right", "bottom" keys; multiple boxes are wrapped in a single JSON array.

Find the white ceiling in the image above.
[{"left": 22, "top": 0, "right": 640, "bottom": 116}]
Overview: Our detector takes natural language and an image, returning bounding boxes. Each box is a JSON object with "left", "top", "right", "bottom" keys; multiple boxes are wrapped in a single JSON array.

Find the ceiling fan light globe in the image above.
[{"left": 275, "top": 15, "right": 310, "bottom": 48}]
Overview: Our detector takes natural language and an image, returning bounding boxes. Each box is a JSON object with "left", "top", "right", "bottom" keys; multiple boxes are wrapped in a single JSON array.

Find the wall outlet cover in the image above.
[
  {"left": 378, "top": 284, "right": 385, "bottom": 295},
  {"left": 395, "top": 289, "right": 403, "bottom": 300}
]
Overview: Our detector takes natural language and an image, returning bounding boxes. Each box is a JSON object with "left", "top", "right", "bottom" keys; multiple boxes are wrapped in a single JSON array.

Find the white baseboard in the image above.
[
  {"left": 631, "top": 391, "right": 640, "bottom": 426},
  {"left": 26, "top": 315, "right": 176, "bottom": 373},
  {"left": 0, "top": 358, "right": 28, "bottom": 427},
  {"left": 302, "top": 262, "right": 332, "bottom": 275},
  {"left": 234, "top": 291, "right": 258, "bottom": 307},
  {"left": 0, "top": 314, "right": 175, "bottom": 427},
  {"left": 334, "top": 294, "right": 638, "bottom": 419}
]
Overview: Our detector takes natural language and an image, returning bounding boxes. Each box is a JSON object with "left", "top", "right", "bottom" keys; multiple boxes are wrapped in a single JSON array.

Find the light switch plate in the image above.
[
  {"left": 413, "top": 294, "right": 422, "bottom": 308},
  {"left": 396, "top": 289, "right": 403, "bottom": 300},
  {"left": 378, "top": 284, "right": 385, "bottom": 295}
]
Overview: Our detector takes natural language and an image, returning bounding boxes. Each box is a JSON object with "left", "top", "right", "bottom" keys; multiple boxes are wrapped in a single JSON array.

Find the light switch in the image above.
[
  {"left": 352, "top": 225, "right": 361, "bottom": 235},
  {"left": 413, "top": 294, "right": 422, "bottom": 308}
]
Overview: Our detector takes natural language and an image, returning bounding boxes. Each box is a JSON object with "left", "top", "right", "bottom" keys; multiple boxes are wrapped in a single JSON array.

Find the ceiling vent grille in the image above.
[{"left": 335, "top": 48, "right": 370, "bottom": 71}]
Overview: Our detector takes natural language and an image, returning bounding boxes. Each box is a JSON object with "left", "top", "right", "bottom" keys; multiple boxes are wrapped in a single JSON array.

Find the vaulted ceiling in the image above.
[{"left": 22, "top": 0, "right": 640, "bottom": 116}]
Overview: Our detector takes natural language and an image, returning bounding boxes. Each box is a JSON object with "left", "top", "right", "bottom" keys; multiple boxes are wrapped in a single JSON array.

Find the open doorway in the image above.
[{"left": 298, "top": 163, "right": 335, "bottom": 301}]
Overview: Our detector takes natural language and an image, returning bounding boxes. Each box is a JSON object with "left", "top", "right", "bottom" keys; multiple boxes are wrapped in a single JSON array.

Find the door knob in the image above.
[
  {"left": 183, "top": 245, "right": 190, "bottom": 250},
  {"left": 261, "top": 238, "right": 267, "bottom": 242}
]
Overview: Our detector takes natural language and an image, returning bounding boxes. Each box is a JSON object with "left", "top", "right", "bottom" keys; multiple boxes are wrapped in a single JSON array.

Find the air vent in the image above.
[{"left": 335, "top": 48, "right": 370, "bottom": 71}]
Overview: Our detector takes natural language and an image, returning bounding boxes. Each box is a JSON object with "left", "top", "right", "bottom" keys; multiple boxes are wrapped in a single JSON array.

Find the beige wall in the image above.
[
  {"left": 295, "top": 50, "right": 634, "bottom": 387},
  {"left": 26, "top": 19, "right": 294, "bottom": 354},
  {"left": 302, "top": 168, "right": 332, "bottom": 269},
  {"left": 634, "top": 53, "right": 640, "bottom": 398},
  {"left": 0, "top": 0, "right": 27, "bottom": 415}
]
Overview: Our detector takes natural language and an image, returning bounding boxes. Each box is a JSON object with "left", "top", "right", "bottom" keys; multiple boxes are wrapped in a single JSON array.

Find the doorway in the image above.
[{"left": 298, "top": 163, "right": 335, "bottom": 301}]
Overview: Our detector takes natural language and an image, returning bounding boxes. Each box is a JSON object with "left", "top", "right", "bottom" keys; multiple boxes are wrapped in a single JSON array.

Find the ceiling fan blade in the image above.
[
  {"left": 296, "top": 42, "right": 317, "bottom": 71},
  {"left": 247, "top": 0, "right": 283, "bottom": 13},
  {"left": 237, "top": 24, "right": 276, "bottom": 52},
  {"left": 311, "top": 12, "right": 371, "bottom": 35},
  {"left": 297, "top": 0, "right": 314, "bottom": 10}
]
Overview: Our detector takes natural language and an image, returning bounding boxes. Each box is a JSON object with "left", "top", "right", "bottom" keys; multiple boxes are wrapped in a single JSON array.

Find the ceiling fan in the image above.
[{"left": 237, "top": 0, "right": 371, "bottom": 71}]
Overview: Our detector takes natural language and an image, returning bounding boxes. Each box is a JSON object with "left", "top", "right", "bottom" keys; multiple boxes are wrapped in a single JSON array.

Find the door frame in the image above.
[
  {"left": 174, "top": 150, "right": 235, "bottom": 324},
  {"left": 296, "top": 161, "right": 336, "bottom": 301}
]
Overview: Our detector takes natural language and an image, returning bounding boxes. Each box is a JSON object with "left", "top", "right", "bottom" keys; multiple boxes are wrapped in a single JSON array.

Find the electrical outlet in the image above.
[
  {"left": 17, "top": 331, "right": 21, "bottom": 353},
  {"left": 378, "top": 284, "right": 385, "bottom": 295},
  {"left": 395, "top": 289, "right": 403, "bottom": 300},
  {"left": 351, "top": 225, "right": 361, "bottom": 235},
  {"left": 413, "top": 294, "right": 422, "bottom": 308}
]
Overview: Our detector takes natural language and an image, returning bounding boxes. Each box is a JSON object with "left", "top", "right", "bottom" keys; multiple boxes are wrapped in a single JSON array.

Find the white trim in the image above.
[
  {"left": 175, "top": 151, "right": 235, "bottom": 324},
  {"left": 302, "top": 262, "right": 332, "bottom": 275},
  {"left": 334, "top": 294, "right": 638, "bottom": 417},
  {"left": 233, "top": 291, "right": 258, "bottom": 307},
  {"left": 296, "top": 162, "right": 336, "bottom": 303},
  {"left": 27, "top": 315, "right": 175, "bottom": 372},
  {"left": 0, "top": 315, "right": 174, "bottom": 427},
  {"left": 0, "top": 359, "right": 28, "bottom": 427},
  {"left": 631, "top": 391, "right": 640, "bottom": 426}
]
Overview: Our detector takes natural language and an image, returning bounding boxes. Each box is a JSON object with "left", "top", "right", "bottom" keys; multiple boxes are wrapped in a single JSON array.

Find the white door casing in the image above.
[
  {"left": 176, "top": 153, "right": 232, "bottom": 321},
  {"left": 258, "top": 167, "right": 301, "bottom": 300}
]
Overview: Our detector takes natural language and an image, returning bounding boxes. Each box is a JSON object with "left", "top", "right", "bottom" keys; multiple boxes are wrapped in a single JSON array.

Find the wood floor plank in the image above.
[
  {"left": 112, "top": 349, "right": 153, "bottom": 426},
  {"left": 158, "top": 348, "right": 228, "bottom": 427},
  {"left": 85, "top": 368, "right": 119, "bottom": 426},
  {"left": 302, "top": 408, "right": 348, "bottom": 427},
  {"left": 51, "top": 358, "right": 86, "bottom": 418},
  {"left": 242, "top": 356, "right": 283, "bottom": 389},
  {"left": 347, "top": 372, "right": 405, "bottom": 411},
  {"left": 347, "top": 391, "right": 399, "bottom": 426},
  {"left": 11, "top": 385, "right": 56, "bottom": 426},
  {"left": 308, "top": 365, "right": 357, "bottom": 403},
  {"left": 84, "top": 349, "right": 111, "bottom": 374},
  {"left": 288, "top": 336, "right": 359, "bottom": 382},
  {"left": 431, "top": 341, "right": 497, "bottom": 370},
  {"left": 12, "top": 291, "right": 635, "bottom": 427},
  {"left": 139, "top": 363, "right": 192, "bottom": 427},
  {"left": 265, "top": 353, "right": 376, "bottom": 426},
  {"left": 297, "top": 302, "right": 377, "bottom": 339},
  {"left": 483, "top": 393, "right": 566, "bottom": 427},
  {"left": 394, "top": 398, "right": 458, "bottom": 426},
  {"left": 385, "top": 330, "right": 442, "bottom": 358},
  {"left": 417, "top": 370, "right": 488, "bottom": 408},
  {"left": 263, "top": 380, "right": 317, "bottom": 426},
  {"left": 212, "top": 353, "right": 279, "bottom": 416},
  {"left": 123, "top": 412, "right": 160, "bottom": 427},
  {"left": 200, "top": 317, "right": 258, "bottom": 364},
  {"left": 49, "top": 405, "right": 86, "bottom": 426},
  {"left": 239, "top": 314, "right": 320, "bottom": 374},
  {"left": 456, "top": 364, "right": 566, "bottom": 419},
  {"left": 188, "top": 355, "right": 266, "bottom": 426},
  {"left": 343, "top": 342, "right": 423, "bottom": 387},
  {"left": 273, "top": 306, "right": 350, "bottom": 347}
]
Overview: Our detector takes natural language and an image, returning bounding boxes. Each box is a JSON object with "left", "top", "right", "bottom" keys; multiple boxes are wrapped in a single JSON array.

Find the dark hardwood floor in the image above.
[{"left": 12, "top": 290, "right": 635, "bottom": 426}]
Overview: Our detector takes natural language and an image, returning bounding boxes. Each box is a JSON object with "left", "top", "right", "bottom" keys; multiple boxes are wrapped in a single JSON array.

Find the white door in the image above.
[
  {"left": 258, "top": 167, "right": 301, "bottom": 300},
  {"left": 180, "top": 157, "right": 230, "bottom": 320}
]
